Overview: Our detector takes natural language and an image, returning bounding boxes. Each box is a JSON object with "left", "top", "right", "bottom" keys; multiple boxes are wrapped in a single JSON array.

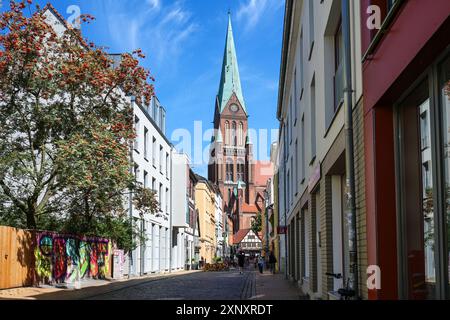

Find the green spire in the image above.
[{"left": 217, "top": 13, "right": 246, "bottom": 114}]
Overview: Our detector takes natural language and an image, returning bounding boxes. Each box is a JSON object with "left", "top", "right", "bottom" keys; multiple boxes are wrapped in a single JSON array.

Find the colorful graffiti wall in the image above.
[{"left": 34, "top": 232, "right": 111, "bottom": 284}]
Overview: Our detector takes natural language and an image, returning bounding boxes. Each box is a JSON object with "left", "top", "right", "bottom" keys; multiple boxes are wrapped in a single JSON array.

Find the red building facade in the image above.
[{"left": 361, "top": 0, "right": 450, "bottom": 299}]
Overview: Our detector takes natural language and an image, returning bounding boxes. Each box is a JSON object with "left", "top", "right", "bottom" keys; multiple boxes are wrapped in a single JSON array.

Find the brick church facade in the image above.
[{"left": 208, "top": 15, "right": 273, "bottom": 238}]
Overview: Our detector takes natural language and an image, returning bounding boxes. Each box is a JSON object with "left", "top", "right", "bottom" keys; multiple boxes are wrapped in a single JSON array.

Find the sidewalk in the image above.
[
  {"left": 0, "top": 270, "right": 201, "bottom": 300},
  {"left": 250, "top": 271, "right": 305, "bottom": 300}
]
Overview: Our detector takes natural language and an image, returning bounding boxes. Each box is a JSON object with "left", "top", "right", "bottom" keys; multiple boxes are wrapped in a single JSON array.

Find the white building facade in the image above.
[
  {"left": 214, "top": 191, "right": 224, "bottom": 258},
  {"left": 171, "top": 153, "right": 201, "bottom": 271},
  {"left": 277, "top": 0, "right": 367, "bottom": 299},
  {"left": 129, "top": 96, "right": 173, "bottom": 276}
]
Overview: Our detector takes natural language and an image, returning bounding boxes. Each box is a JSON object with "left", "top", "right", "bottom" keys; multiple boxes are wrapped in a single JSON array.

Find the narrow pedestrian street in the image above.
[{"left": 0, "top": 268, "right": 302, "bottom": 300}]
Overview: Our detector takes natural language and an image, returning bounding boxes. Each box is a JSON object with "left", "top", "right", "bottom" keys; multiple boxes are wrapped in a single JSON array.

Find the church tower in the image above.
[{"left": 208, "top": 14, "right": 256, "bottom": 234}]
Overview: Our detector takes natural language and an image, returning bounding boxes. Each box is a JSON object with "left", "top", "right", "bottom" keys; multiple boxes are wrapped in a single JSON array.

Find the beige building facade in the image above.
[{"left": 195, "top": 176, "right": 217, "bottom": 264}]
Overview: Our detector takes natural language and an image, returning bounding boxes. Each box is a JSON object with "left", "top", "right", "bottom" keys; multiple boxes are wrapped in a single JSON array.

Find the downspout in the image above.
[
  {"left": 283, "top": 139, "right": 288, "bottom": 280},
  {"left": 342, "top": 0, "right": 359, "bottom": 298},
  {"left": 128, "top": 98, "right": 135, "bottom": 279},
  {"left": 169, "top": 148, "right": 173, "bottom": 273}
]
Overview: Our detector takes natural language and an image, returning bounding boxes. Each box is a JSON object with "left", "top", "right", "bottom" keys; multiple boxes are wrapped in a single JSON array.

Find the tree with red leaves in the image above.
[{"left": 0, "top": 1, "right": 157, "bottom": 249}]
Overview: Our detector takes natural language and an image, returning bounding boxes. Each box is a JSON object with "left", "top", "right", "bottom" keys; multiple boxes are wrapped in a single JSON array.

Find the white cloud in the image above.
[
  {"left": 104, "top": 0, "right": 197, "bottom": 69},
  {"left": 237, "top": 0, "right": 283, "bottom": 31},
  {"left": 146, "top": 0, "right": 161, "bottom": 10}
]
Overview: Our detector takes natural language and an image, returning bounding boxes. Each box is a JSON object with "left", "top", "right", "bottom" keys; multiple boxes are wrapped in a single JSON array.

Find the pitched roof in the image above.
[
  {"left": 217, "top": 14, "right": 246, "bottom": 114},
  {"left": 233, "top": 229, "right": 262, "bottom": 244},
  {"left": 233, "top": 229, "right": 250, "bottom": 244},
  {"left": 42, "top": 3, "right": 89, "bottom": 48}
]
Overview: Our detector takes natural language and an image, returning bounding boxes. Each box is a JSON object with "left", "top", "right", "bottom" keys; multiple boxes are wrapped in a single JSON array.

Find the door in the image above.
[{"left": 397, "top": 80, "right": 435, "bottom": 299}]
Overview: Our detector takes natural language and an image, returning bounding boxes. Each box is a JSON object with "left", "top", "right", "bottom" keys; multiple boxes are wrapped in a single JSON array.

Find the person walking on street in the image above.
[
  {"left": 237, "top": 251, "right": 245, "bottom": 274},
  {"left": 257, "top": 255, "right": 264, "bottom": 274},
  {"left": 269, "top": 251, "right": 277, "bottom": 274}
]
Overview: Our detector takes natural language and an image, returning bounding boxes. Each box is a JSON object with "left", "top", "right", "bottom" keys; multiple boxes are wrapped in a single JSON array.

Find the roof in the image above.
[
  {"left": 233, "top": 229, "right": 262, "bottom": 244},
  {"left": 42, "top": 3, "right": 89, "bottom": 48},
  {"left": 233, "top": 229, "right": 250, "bottom": 244},
  {"left": 276, "top": 0, "right": 293, "bottom": 120},
  {"left": 242, "top": 203, "right": 259, "bottom": 213},
  {"left": 217, "top": 14, "right": 246, "bottom": 114},
  {"left": 194, "top": 174, "right": 217, "bottom": 194}
]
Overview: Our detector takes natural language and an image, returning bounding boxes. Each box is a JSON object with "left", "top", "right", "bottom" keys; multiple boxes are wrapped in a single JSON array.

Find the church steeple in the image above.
[{"left": 217, "top": 13, "right": 246, "bottom": 114}]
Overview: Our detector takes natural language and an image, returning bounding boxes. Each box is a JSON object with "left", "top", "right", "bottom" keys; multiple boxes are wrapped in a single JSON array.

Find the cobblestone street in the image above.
[
  {"left": 86, "top": 269, "right": 300, "bottom": 300},
  {"left": 0, "top": 268, "right": 301, "bottom": 300},
  {"left": 88, "top": 271, "right": 250, "bottom": 300}
]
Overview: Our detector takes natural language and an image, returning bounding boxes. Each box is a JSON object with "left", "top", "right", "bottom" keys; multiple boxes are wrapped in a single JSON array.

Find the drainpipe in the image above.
[
  {"left": 283, "top": 141, "right": 288, "bottom": 280},
  {"left": 342, "top": 0, "right": 359, "bottom": 298},
  {"left": 128, "top": 98, "right": 135, "bottom": 279},
  {"left": 169, "top": 148, "right": 173, "bottom": 273}
]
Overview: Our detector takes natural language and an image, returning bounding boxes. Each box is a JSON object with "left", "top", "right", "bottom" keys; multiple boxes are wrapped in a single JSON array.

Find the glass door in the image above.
[
  {"left": 397, "top": 80, "right": 436, "bottom": 299},
  {"left": 439, "top": 55, "right": 450, "bottom": 298}
]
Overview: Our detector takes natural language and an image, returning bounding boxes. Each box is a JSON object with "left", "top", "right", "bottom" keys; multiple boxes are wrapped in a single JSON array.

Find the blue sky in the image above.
[{"left": 6, "top": 0, "right": 284, "bottom": 176}]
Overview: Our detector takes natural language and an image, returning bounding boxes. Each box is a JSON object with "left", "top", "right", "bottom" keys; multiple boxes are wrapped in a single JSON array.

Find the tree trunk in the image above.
[{"left": 26, "top": 206, "right": 37, "bottom": 229}]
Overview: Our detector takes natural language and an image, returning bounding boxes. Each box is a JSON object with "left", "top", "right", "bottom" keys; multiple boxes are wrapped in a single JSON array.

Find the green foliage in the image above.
[
  {"left": 0, "top": 2, "right": 156, "bottom": 251},
  {"left": 133, "top": 185, "right": 160, "bottom": 216},
  {"left": 251, "top": 212, "right": 263, "bottom": 234}
]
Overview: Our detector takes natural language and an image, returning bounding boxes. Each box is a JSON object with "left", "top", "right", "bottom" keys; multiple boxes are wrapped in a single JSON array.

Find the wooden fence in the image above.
[
  {"left": 0, "top": 226, "right": 35, "bottom": 290},
  {"left": 0, "top": 225, "right": 113, "bottom": 290}
]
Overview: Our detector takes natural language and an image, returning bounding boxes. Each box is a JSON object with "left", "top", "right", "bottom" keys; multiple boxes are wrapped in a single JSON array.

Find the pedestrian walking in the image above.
[
  {"left": 269, "top": 251, "right": 277, "bottom": 274},
  {"left": 257, "top": 255, "right": 264, "bottom": 274},
  {"left": 237, "top": 251, "right": 245, "bottom": 274}
]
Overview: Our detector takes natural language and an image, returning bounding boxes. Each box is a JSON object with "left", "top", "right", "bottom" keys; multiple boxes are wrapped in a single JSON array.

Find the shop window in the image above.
[
  {"left": 397, "top": 82, "right": 435, "bottom": 299},
  {"left": 334, "top": 20, "right": 344, "bottom": 111}
]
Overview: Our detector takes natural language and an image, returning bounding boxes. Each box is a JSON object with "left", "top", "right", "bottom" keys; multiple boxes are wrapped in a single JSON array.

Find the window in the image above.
[
  {"left": 226, "top": 159, "right": 234, "bottom": 182},
  {"left": 159, "top": 145, "right": 163, "bottom": 173},
  {"left": 311, "top": 75, "right": 317, "bottom": 161},
  {"left": 152, "top": 137, "right": 156, "bottom": 166},
  {"left": 143, "top": 171, "right": 148, "bottom": 188},
  {"left": 134, "top": 116, "right": 140, "bottom": 151},
  {"left": 159, "top": 183, "right": 163, "bottom": 207},
  {"left": 294, "top": 70, "right": 298, "bottom": 125},
  {"left": 225, "top": 121, "right": 230, "bottom": 145},
  {"left": 301, "top": 116, "right": 305, "bottom": 182},
  {"left": 299, "top": 30, "right": 304, "bottom": 99},
  {"left": 295, "top": 141, "right": 298, "bottom": 194},
  {"left": 308, "top": 0, "right": 315, "bottom": 58},
  {"left": 152, "top": 177, "right": 156, "bottom": 192},
  {"left": 144, "top": 127, "right": 148, "bottom": 159},
  {"left": 165, "top": 188, "right": 169, "bottom": 214},
  {"left": 232, "top": 122, "right": 237, "bottom": 146},
  {"left": 134, "top": 164, "right": 139, "bottom": 180},
  {"left": 237, "top": 159, "right": 245, "bottom": 182},
  {"left": 334, "top": 20, "right": 344, "bottom": 110},
  {"left": 287, "top": 171, "right": 290, "bottom": 209},
  {"left": 394, "top": 53, "right": 450, "bottom": 299},
  {"left": 290, "top": 158, "right": 294, "bottom": 204},
  {"left": 166, "top": 153, "right": 169, "bottom": 176},
  {"left": 420, "top": 109, "right": 430, "bottom": 150},
  {"left": 239, "top": 122, "right": 244, "bottom": 146}
]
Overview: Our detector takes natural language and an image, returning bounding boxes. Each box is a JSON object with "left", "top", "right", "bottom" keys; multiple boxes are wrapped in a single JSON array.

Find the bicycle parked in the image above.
[{"left": 325, "top": 273, "right": 356, "bottom": 300}]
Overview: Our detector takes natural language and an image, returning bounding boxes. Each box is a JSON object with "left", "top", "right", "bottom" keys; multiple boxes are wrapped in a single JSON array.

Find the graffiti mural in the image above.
[{"left": 34, "top": 232, "right": 111, "bottom": 284}]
